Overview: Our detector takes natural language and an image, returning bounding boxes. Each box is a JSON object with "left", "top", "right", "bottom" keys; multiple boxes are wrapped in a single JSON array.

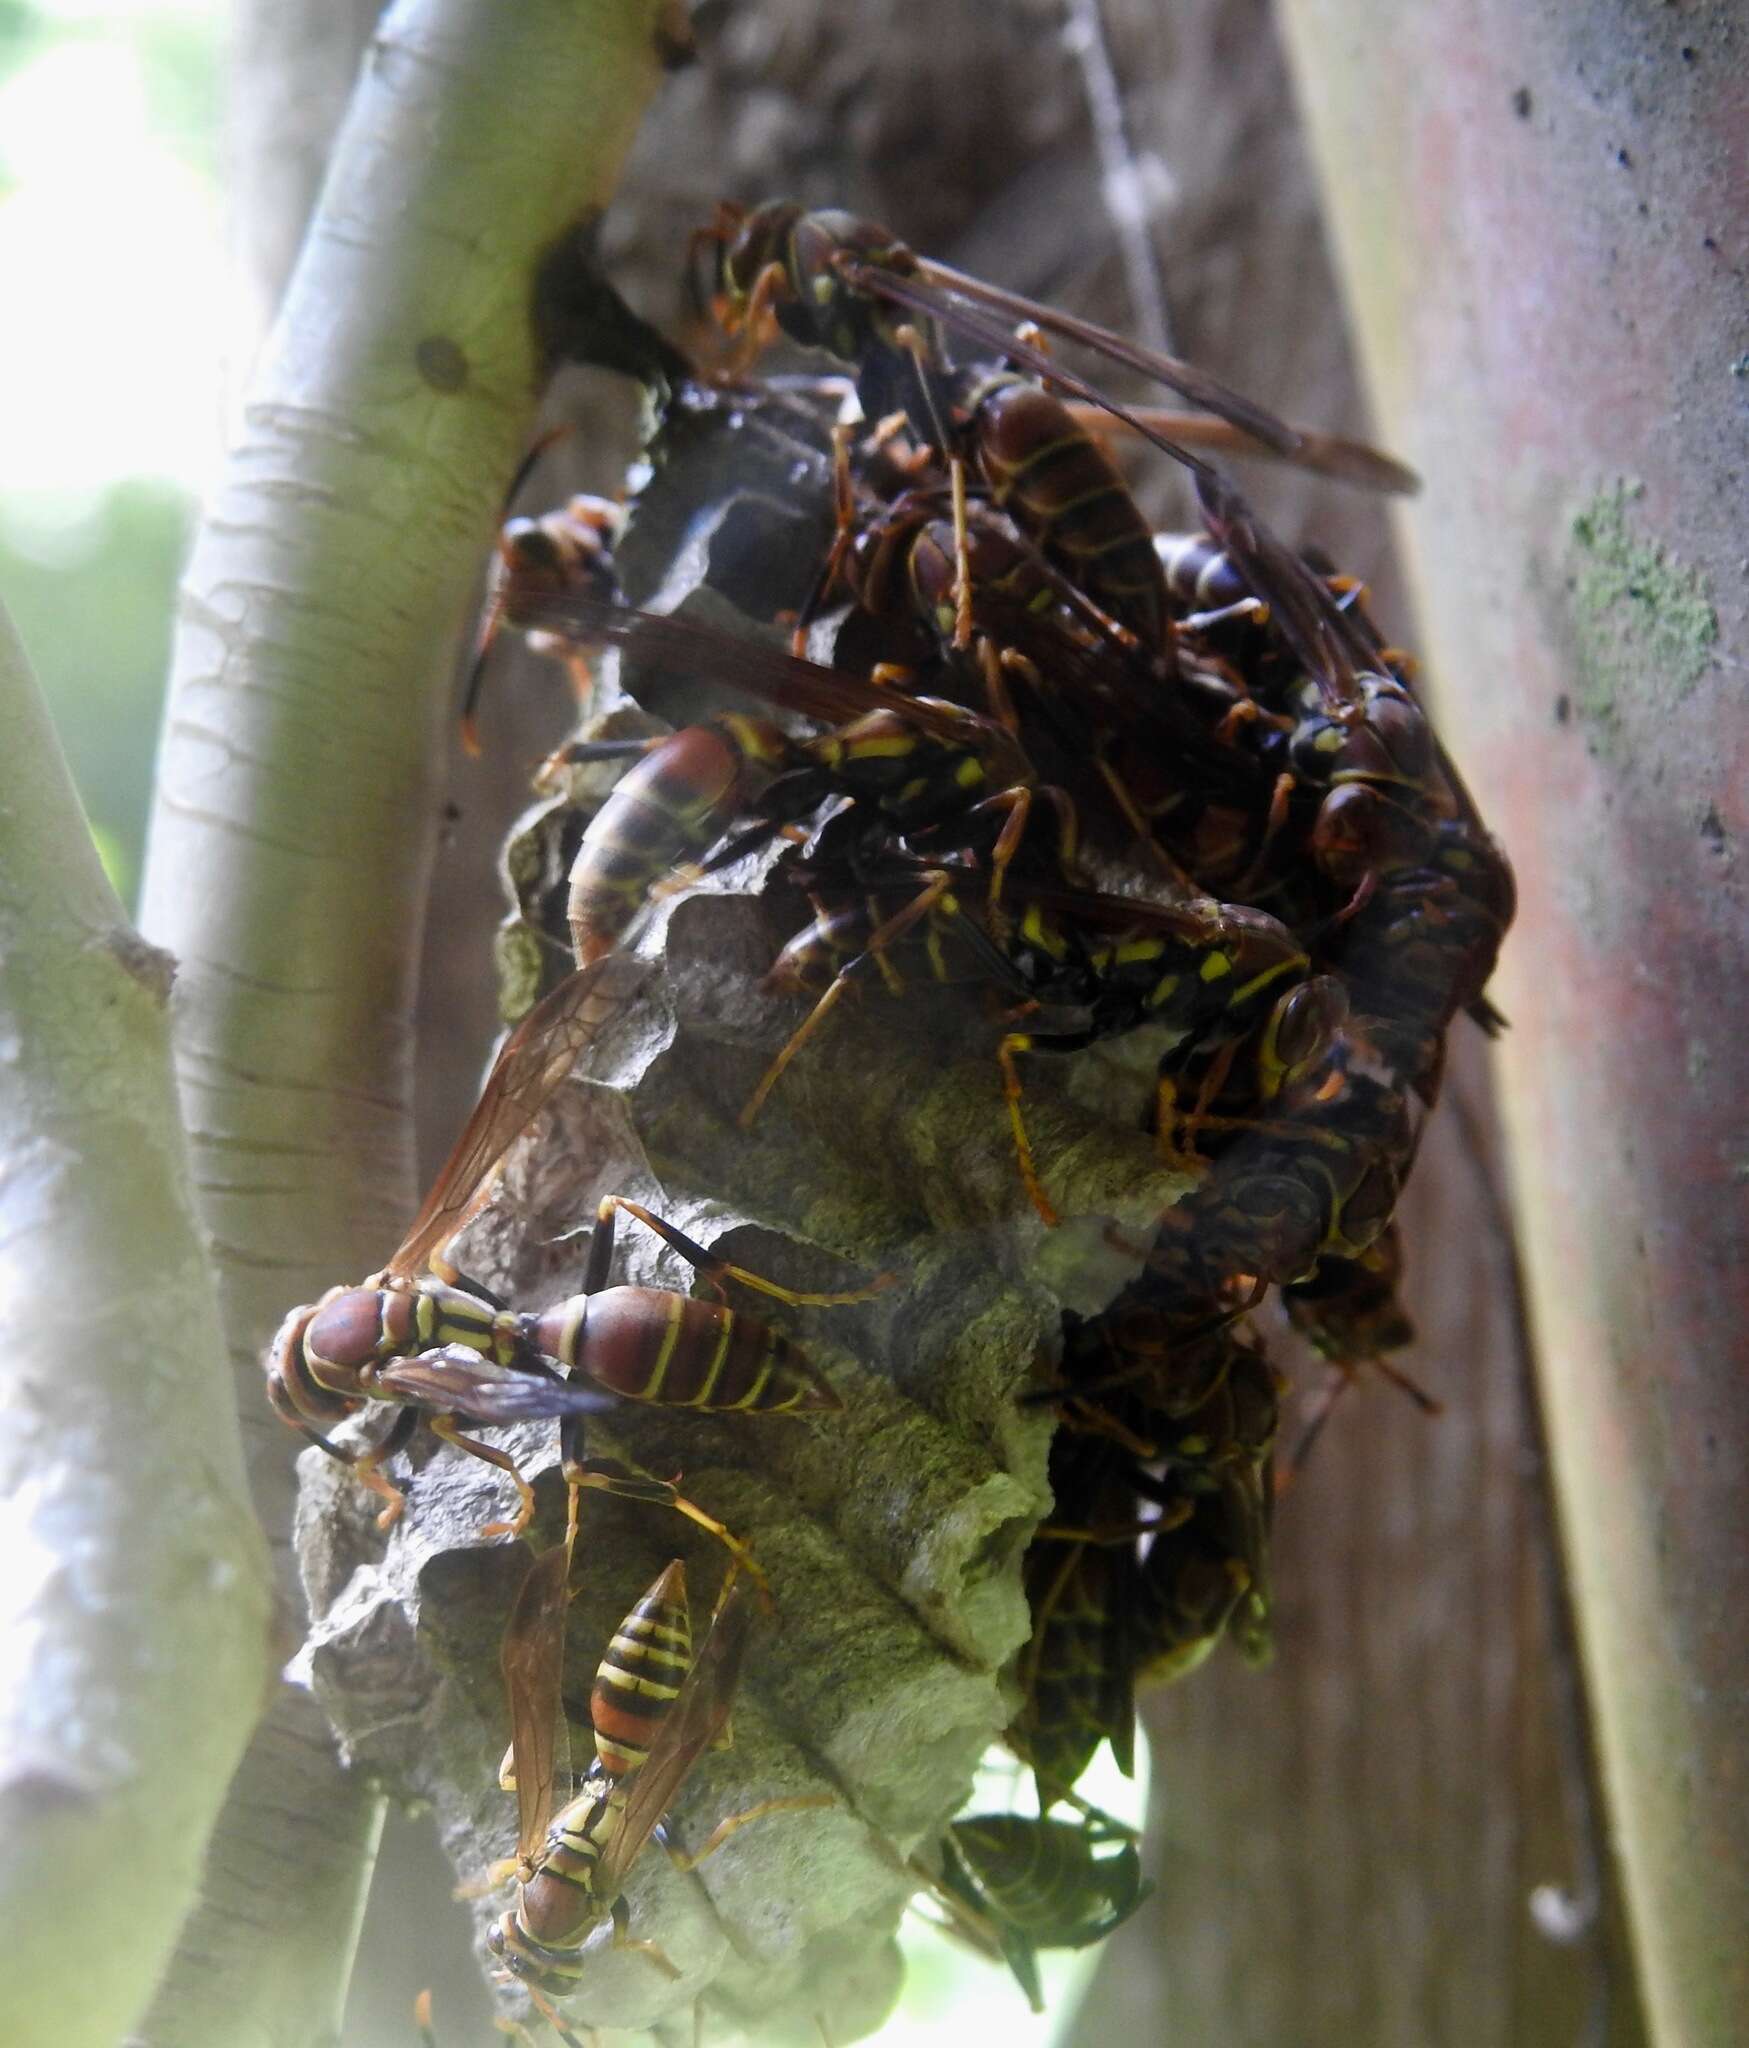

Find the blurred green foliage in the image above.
[
  {"left": 0, "top": 3, "right": 220, "bottom": 907},
  {"left": 1, "top": 482, "right": 192, "bottom": 905}
]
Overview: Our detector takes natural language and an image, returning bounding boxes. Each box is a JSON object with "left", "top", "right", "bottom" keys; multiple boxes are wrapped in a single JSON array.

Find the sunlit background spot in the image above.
[{"left": 0, "top": 0, "right": 223, "bottom": 905}]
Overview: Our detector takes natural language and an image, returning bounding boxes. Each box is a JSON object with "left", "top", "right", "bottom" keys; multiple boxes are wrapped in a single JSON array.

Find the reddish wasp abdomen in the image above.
[
  {"left": 526, "top": 1286, "right": 842, "bottom": 1414},
  {"left": 492, "top": 1780, "right": 619, "bottom": 1974},
  {"left": 265, "top": 1300, "right": 351, "bottom": 1426},
  {"left": 966, "top": 377, "right": 1168, "bottom": 649},
  {"left": 566, "top": 715, "right": 792, "bottom": 963},
  {"left": 589, "top": 1559, "right": 691, "bottom": 1778}
]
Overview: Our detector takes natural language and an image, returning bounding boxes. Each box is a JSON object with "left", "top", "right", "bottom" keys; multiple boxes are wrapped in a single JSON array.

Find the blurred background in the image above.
[
  {"left": 0, "top": 0, "right": 221, "bottom": 908},
  {"left": 0, "top": 2, "right": 1643, "bottom": 2044}
]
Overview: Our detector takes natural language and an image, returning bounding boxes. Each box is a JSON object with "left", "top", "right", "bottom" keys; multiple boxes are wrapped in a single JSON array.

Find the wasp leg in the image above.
[
  {"left": 996, "top": 1027, "right": 1098, "bottom": 1229},
  {"left": 1232, "top": 770, "right": 1297, "bottom": 898},
  {"left": 1172, "top": 1038, "right": 1241, "bottom": 1161},
  {"left": 789, "top": 422, "right": 863, "bottom": 656},
  {"left": 1093, "top": 759, "right": 1189, "bottom": 889},
  {"left": 521, "top": 1980, "right": 596, "bottom": 2048},
  {"left": 590, "top": 1194, "right": 894, "bottom": 1308},
  {"left": 1036, "top": 1505, "right": 1193, "bottom": 1544},
  {"left": 741, "top": 871, "right": 955, "bottom": 1128},
  {"left": 429, "top": 1416, "right": 536, "bottom": 1539},
  {"left": 723, "top": 258, "right": 788, "bottom": 373},
  {"left": 609, "top": 1892, "right": 682, "bottom": 1978},
  {"left": 949, "top": 453, "right": 974, "bottom": 648},
  {"left": 663, "top": 1794, "right": 837, "bottom": 1871},
  {"left": 342, "top": 1404, "right": 420, "bottom": 1528},
  {"left": 558, "top": 1421, "right": 771, "bottom": 1604}
]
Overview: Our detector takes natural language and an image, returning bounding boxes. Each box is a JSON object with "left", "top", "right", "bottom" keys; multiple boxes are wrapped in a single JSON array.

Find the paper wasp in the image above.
[
  {"left": 514, "top": 598, "right": 1053, "bottom": 964},
  {"left": 491, "top": 1555, "right": 830, "bottom": 2004},
  {"left": 455, "top": 418, "right": 628, "bottom": 758},
  {"left": 696, "top": 201, "right": 1418, "bottom": 500},
  {"left": 266, "top": 958, "right": 649, "bottom": 1529},
  {"left": 491, "top": 1560, "right": 755, "bottom": 1993},
  {"left": 267, "top": 954, "right": 886, "bottom": 1540},
  {"left": 749, "top": 832, "right": 1312, "bottom": 1224},
  {"left": 1009, "top": 1426, "right": 1144, "bottom": 1801},
  {"left": 695, "top": 201, "right": 1416, "bottom": 709},
  {"left": 935, "top": 1811, "right": 1151, "bottom": 2014},
  {"left": 460, "top": 491, "right": 623, "bottom": 758}
]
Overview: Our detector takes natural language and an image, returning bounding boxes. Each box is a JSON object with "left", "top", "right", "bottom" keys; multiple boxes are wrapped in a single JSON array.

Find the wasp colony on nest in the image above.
[{"left": 277, "top": 201, "right": 1513, "bottom": 2046}]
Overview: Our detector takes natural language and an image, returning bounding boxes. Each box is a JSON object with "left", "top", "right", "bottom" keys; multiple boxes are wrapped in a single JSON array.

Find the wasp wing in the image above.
[
  {"left": 516, "top": 595, "right": 1015, "bottom": 757},
  {"left": 1063, "top": 403, "right": 1420, "bottom": 498},
  {"left": 896, "top": 258, "right": 1417, "bottom": 496},
  {"left": 374, "top": 1347, "right": 626, "bottom": 1425},
  {"left": 383, "top": 954, "right": 650, "bottom": 1283},
  {"left": 589, "top": 1572, "right": 759, "bottom": 1903},
  {"left": 501, "top": 1535, "right": 576, "bottom": 1870}
]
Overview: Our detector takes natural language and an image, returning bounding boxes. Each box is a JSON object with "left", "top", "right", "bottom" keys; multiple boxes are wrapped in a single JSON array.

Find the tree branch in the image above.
[
  {"left": 135, "top": 3, "right": 673, "bottom": 2041},
  {"left": 0, "top": 601, "right": 272, "bottom": 2048}
]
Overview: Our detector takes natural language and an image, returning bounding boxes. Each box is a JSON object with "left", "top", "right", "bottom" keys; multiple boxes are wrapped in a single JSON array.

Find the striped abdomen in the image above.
[
  {"left": 967, "top": 377, "right": 1167, "bottom": 648},
  {"left": 1012, "top": 1540, "right": 1128, "bottom": 1794},
  {"left": 491, "top": 1771, "right": 620, "bottom": 1979},
  {"left": 946, "top": 1816, "right": 1144, "bottom": 1946},
  {"left": 526, "top": 1287, "right": 841, "bottom": 1413},
  {"left": 1154, "top": 531, "right": 1250, "bottom": 613},
  {"left": 590, "top": 1561, "right": 692, "bottom": 1778},
  {"left": 566, "top": 716, "right": 792, "bottom": 963},
  {"left": 1132, "top": 1493, "right": 1253, "bottom": 1685},
  {"left": 849, "top": 503, "right": 1051, "bottom": 644}
]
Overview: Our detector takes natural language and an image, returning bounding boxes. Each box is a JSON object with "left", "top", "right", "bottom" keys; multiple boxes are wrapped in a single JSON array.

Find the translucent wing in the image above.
[
  {"left": 383, "top": 953, "right": 650, "bottom": 1282},
  {"left": 590, "top": 1572, "right": 758, "bottom": 1901},
  {"left": 515, "top": 596, "right": 1019, "bottom": 760},
  {"left": 1190, "top": 468, "right": 1370, "bottom": 714},
  {"left": 884, "top": 257, "right": 1418, "bottom": 496},
  {"left": 1064, "top": 403, "right": 1420, "bottom": 498},
  {"left": 373, "top": 1348, "right": 626, "bottom": 1426},
  {"left": 501, "top": 1536, "right": 576, "bottom": 1870}
]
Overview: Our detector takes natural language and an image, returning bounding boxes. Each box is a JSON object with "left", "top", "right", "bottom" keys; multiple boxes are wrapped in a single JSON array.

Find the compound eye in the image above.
[
  {"left": 503, "top": 522, "right": 566, "bottom": 582},
  {"left": 1273, "top": 976, "right": 1348, "bottom": 1076}
]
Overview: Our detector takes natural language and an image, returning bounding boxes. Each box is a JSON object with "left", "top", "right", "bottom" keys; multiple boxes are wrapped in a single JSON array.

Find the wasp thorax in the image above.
[{"left": 305, "top": 1287, "right": 405, "bottom": 1372}]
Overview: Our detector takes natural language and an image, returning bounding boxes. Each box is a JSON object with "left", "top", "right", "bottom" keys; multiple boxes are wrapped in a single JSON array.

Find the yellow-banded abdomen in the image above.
[
  {"left": 964, "top": 374, "right": 1167, "bottom": 650},
  {"left": 589, "top": 1560, "right": 692, "bottom": 1778},
  {"left": 488, "top": 1771, "right": 620, "bottom": 1987},
  {"left": 567, "top": 715, "right": 794, "bottom": 963},
  {"left": 522, "top": 1286, "right": 841, "bottom": 1415}
]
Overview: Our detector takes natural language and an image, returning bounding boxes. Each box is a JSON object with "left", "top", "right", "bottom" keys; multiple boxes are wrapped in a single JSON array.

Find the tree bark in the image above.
[
  {"left": 135, "top": 5, "right": 671, "bottom": 2042},
  {"left": 0, "top": 602, "right": 271, "bottom": 2048},
  {"left": 1057, "top": 3, "right": 1642, "bottom": 2041},
  {"left": 1278, "top": 4, "right": 1746, "bottom": 2044}
]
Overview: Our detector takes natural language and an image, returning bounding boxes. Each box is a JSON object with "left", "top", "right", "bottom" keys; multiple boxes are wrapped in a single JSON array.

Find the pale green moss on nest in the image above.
[{"left": 1564, "top": 481, "right": 1718, "bottom": 750}]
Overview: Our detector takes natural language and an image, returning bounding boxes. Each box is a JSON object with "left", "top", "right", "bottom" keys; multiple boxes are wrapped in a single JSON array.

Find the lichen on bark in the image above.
[{"left": 1562, "top": 481, "right": 1719, "bottom": 748}]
